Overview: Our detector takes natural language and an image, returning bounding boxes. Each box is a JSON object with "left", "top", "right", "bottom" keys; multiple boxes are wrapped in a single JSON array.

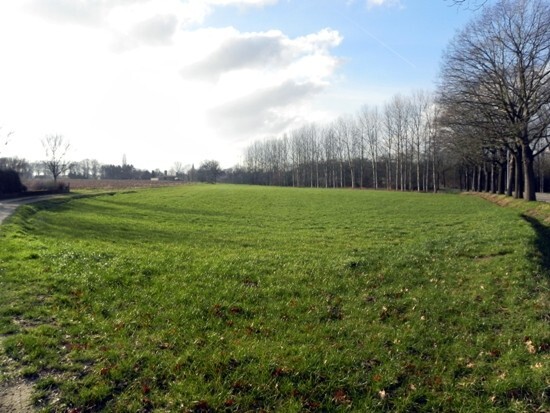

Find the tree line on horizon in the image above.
[{"left": 0, "top": 156, "right": 223, "bottom": 185}]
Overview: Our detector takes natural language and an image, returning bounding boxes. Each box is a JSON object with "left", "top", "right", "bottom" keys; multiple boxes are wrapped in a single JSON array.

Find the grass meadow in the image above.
[{"left": 0, "top": 185, "right": 548, "bottom": 412}]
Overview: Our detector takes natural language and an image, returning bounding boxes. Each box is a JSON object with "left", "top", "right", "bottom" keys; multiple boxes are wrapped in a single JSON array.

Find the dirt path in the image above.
[
  {"left": 0, "top": 195, "right": 63, "bottom": 225},
  {"left": 0, "top": 199, "right": 24, "bottom": 224}
]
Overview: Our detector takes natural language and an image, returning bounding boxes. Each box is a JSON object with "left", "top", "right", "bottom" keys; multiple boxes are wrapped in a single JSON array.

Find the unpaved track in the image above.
[{"left": 0, "top": 195, "right": 63, "bottom": 225}]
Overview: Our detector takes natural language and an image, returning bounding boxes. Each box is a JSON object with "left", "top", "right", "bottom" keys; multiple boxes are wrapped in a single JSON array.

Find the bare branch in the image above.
[
  {"left": 446, "top": 0, "right": 490, "bottom": 9},
  {"left": 0, "top": 128, "right": 14, "bottom": 156}
]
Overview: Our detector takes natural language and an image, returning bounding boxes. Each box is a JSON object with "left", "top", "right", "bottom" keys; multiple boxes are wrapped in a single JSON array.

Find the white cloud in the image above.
[
  {"left": 0, "top": 0, "right": 343, "bottom": 168},
  {"left": 181, "top": 28, "right": 342, "bottom": 82},
  {"left": 24, "top": 0, "right": 283, "bottom": 52},
  {"left": 206, "top": 0, "right": 279, "bottom": 7},
  {"left": 180, "top": 27, "right": 342, "bottom": 139},
  {"left": 108, "top": 13, "right": 178, "bottom": 50},
  {"left": 206, "top": 0, "right": 278, "bottom": 6},
  {"left": 208, "top": 80, "right": 324, "bottom": 137},
  {"left": 25, "top": 0, "right": 279, "bottom": 28},
  {"left": 366, "top": 0, "right": 403, "bottom": 9},
  {"left": 181, "top": 30, "right": 292, "bottom": 81},
  {"left": 131, "top": 14, "right": 178, "bottom": 44},
  {"left": 24, "top": 0, "right": 105, "bottom": 26}
]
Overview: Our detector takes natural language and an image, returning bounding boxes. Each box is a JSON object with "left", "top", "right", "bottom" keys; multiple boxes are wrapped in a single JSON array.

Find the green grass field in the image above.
[{"left": 0, "top": 185, "right": 548, "bottom": 412}]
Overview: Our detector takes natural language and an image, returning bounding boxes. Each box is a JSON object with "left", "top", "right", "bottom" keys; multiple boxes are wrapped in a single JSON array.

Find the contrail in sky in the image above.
[{"left": 342, "top": 13, "right": 417, "bottom": 69}]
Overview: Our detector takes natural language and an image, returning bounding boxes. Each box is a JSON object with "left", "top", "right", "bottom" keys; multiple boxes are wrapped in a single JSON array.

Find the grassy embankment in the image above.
[{"left": 0, "top": 185, "right": 548, "bottom": 412}]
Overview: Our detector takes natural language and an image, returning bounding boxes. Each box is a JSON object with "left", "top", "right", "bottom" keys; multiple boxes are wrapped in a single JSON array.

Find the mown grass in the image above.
[{"left": 0, "top": 185, "right": 548, "bottom": 412}]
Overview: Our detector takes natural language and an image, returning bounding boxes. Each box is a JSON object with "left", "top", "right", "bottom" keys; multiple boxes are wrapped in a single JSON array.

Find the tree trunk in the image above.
[
  {"left": 514, "top": 148, "right": 523, "bottom": 199},
  {"left": 497, "top": 163, "right": 506, "bottom": 195},
  {"left": 490, "top": 163, "right": 495, "bottom": 193},
  {"left": 483, "top": 163, "right": 494, "bottom": 192},
  {"left": 359, "top": 157, "right": 364, "bottom": 189},
  {"left": 522, "top": 143, "right": 536, "bottom": 201},
  {"left": 506, "top": 155, "right": 514, "bottom": 197},
  {"left": 374, "top": 166, "right": 378, "bottom": 189},
  {"left": 387, "top": 159, "right": 392, "bottom": 190},
  {"left": 477, "top": 165, "right": 482, "bottom": 192},
  {"left": 538, "top": 156, "right": 544, "bottom": 193},
  {"left": 432, "top": 150, "right": 437, "bottom": 193}
]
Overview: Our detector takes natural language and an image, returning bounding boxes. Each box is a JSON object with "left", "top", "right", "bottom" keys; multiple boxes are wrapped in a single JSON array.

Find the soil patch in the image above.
[
  {"left": 0, "top": 380, "right": 35, "bottom": 413},
  {"left": 0, "top": 336, "right": 36, "bottom": 412}
]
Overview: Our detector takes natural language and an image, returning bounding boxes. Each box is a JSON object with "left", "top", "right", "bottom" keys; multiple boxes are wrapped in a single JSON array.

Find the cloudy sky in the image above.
[{"left": 0, "top": 0, "right": 476, "bottom": 170}]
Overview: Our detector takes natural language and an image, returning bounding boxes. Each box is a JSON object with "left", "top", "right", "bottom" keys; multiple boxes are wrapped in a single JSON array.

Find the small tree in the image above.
[
  {"left": 198, "top": 160, "right": 222, "bottom": 183},
  {"left": 42, "top": 134, "right": 71, "bottom": 184},
  {"left": 172, "top": 161, "right": 184, "bottom": 179}
]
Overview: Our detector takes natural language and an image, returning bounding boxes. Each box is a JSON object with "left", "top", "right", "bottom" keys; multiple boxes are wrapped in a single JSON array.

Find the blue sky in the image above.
[
  {"left": 208, "top": 1, "right": 470, "bottom": 83},
  {"left": 0, "top": 0, "right": 478, "bottom": 170}
]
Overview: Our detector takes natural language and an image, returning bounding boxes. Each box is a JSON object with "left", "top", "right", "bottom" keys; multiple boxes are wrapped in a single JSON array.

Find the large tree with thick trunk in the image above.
[{"left": 439, "top": 0, "right": 550, "bottom": 200}]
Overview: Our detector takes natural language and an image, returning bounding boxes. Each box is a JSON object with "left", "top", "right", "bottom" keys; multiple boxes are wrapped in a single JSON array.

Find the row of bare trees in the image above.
[
  {"left": 438, "top": 0, "right": 550, "bottom": 201},
  {"left": 232, "top": 90, "right": 447, "bottom": 191}
]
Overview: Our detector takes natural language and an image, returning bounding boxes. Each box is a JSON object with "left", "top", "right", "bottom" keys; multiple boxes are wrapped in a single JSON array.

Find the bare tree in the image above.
[
  {"left": 42, "top": 134, "right": 72, "bottom": 184},
  {"left": 0, "top": 127, "right": 14, "bottom": 158},
  {"left": 384, "top": 95, "right": 411, "bottom": 190},
  {"left": 382, "top": 103, "right": 394, "bottom": 190},
  {"left": 367, "top": 106, "right": 381, "bottom": 189},
  {"left": 425, "top": 103, "right": 444, "bottom": 193},
  {"left": 90, "top": 159, "right": 101, "bottom": 179},
  {"left": 439, "top": 0, "right": 550, "bottom": 200},
  {"left": 306, "top": 124, "right": 321, "bottom": 188},
  {"left": 446, "top": 0, "right": 490, "bottom": 7},
  {"left": 172, "top": 161, "right": 184, "bottom": 178},
  {"left": 358, "top": 105, "right": 381, "bottom": 189},
  {"left": 409, "top": 90, "right": 432, "bottom": 191},
  {"left": 320, "top": 125, "right": 337, "bottom": 188},
  {"left": 335, "top": 116, "right": 357, "bottom": 188}
]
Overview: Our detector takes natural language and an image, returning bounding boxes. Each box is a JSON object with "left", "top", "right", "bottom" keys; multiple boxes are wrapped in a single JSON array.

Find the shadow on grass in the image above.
[{"left": 521, "top": 214, "right": 550, "bottom": 278}]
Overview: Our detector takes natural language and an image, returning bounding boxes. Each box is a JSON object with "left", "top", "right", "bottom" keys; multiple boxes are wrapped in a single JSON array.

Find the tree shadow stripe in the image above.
[{"left": 521, "top": 214, "right": 550, "bottom": 278}]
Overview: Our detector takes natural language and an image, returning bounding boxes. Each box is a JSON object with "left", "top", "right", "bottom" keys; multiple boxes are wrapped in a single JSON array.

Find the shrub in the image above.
[
  {"left": 0, "top": 169, "right": 27, "bottom": 194},
  {"left": 25, "top": 179, "right": 70, "bottom": 193}
]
